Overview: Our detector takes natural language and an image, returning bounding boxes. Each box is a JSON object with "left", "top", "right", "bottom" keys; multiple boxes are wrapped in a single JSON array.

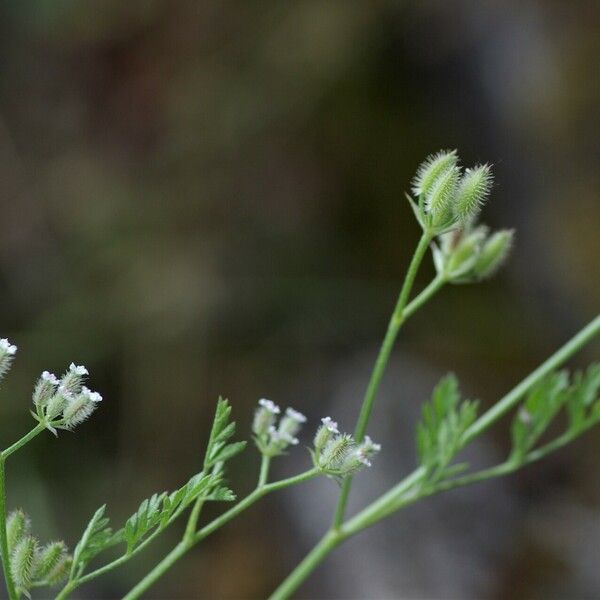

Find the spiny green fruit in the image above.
[
  {"left": 473, "top": 229, "right": 514, "bottom": 279},
  {"left": 32, "top": 541, "right": 68, "bottom": 582},
  {"left": 454, "top": 164, "right": 493, "bottom": 221},
  {"left": 7, "top": 509, "right": 30, "bottom": 552},
  {"left": 425, "top": 165, "right": 460, "bottom": 222},
  {"left": 411, "top": 150, "right": 457, "bottom": 198},
  {"left": 10, "top": 535, "right": 37, "bottom": 591}
]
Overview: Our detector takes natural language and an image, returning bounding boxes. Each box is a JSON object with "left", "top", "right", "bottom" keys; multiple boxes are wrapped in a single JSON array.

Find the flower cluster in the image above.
[
  {"left": 313, "top": 417, "right": 381, "bottom": 478},
  {"left": 0, "top": 338, "right": 17, "bottom": 379},
  {"left": 409, "top": 150, "right": 494, "bottom": 235},
  {"left": 32, "top": 363, "right": 102, "bottom": 434},
  {"left": 6, "top": 509, "right": 71, "bottom": 595},
  {"left": 253, "top": 399, "right": 307, "bottom": 457}
]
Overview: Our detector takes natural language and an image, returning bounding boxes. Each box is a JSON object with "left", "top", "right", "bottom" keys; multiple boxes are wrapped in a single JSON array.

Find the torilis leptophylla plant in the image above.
[{"left": 0, "top": 151, "right": 598, "bottom": 600}]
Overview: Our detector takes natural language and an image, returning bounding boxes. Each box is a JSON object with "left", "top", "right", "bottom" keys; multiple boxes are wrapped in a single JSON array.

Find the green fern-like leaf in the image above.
[
  {"left": 204, "top": 397, "right": 246, "bottom": 469},
  {"left": 510, "top": 371, "right": 569, "bottom": 462},
  {"left": 416, "top": 374, "right": 478, "bottom": 480},
  {"left": 72, "top": 506, "right": 122, "bottom": 575}
]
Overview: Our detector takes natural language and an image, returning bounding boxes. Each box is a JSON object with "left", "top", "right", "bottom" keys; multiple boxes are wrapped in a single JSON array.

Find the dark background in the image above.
[{"left": 0, "top": 1, "right": 598, "bottom": 598}]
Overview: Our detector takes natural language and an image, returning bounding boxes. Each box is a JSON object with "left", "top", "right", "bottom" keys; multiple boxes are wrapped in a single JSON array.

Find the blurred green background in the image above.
[{"left": 0, "top": 1, "right": 599, "bottom": 598}]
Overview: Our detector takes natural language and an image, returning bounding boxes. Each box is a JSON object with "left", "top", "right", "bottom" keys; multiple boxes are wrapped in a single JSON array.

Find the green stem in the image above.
[
  {"left": 258, "top": 455, "right": 271, "bottom": 487},
  {"left": 268, "top": 530, "right": 344, "bottom": 600},
  {"left": 332, "top": 233, "right": 434, "bottom": 528},
  {"left": 123, "top": 468, "right": 320, "bottom": 600},
  {"left": 0, "top": 457, "right": 17, "bottom": 600},
  {"left": 462, "top": 314, "right": 600, "bottom": 445},
  {"left": 2, "top": 423, "right": 45, "bottom": 459},
  {"left": 271, "top": 314, "right": 600, "bottom": 599}
]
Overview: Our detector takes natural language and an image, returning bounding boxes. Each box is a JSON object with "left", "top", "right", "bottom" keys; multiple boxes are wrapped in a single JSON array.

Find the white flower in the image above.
[
  {"left": 69, "top": 363, "right": 88, "bottom": 376},
  {"left": 363, "top": 435, "right": 381, "bottom": 452},
  {"left": 268, "top": 425, "right": 298, "bottom": 447},
  {"left": 285, "top": 407, "right": 306, "bottom": 423},
  {"left": 0, "top": 338, "right": 17, "bottom": 355},
  {"left": 41, "top": 371, "right": 60, "bottom": 386},
  {"left": 258, "top": 398, "right": 280, "bottom": 414},
  {"left": 321, "top": 416, "right": 339, "bottom": 434},
  {"left": 355, "top": 449, "right": 372, "bottom": 467},
  {"left": 81, "top": 386, "right": 103, "bottom": 403}
]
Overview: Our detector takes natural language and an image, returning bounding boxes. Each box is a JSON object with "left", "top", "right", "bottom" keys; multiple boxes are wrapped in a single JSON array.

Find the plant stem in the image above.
[
  {"left": 332, "top": 233, "right": 433, "bottom": 528},
  {"left": 270, "top": 314, "right": 600, "bottom": 599},
  {"left": 0, "top": 457, "right": 17, "bottom": 600},
  {"left": 2, "top": 423, "right": 46, "bottom": 459},
  {"left": 0, "top": 424, "right": 48, "bottom": 600},
  {"left": 123, "top": 467, "right": 320, "bottom": 600},
  {"left": 268, "top": 530, "right": 344, "bottom": 600},
  {"left": 258, "top": 455, "right": 271, "bottom": 487},
  {"left": 462, "top": 313, "right": 600, "bottom": 445}
]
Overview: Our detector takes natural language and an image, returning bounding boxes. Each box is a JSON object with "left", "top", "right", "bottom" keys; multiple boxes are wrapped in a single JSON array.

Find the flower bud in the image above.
[
  {"left": 59, "top": 363, "right": 88, "bottom": 396},
  {"left": 0, "top": 338, "right": 17, "bottom": 379},
  {"left": 252, "top": 398, "right": 280, "bottom": 437},
  {"left": 454, "top": 164, "right": 493, "bottom": 221},
  {"left": 314, "top": 417, "right": 339, "bottom": 452},
  {"left": 276, "top": 407, "right": 306, "bottom": 445},
  {"left": 473, "top": 229, "right": 514, "bottom": 279},
  {"left": 62, "top": 387, "right": 102, "bottom": 429},
  {"left": 45, "top": 388, "right": 71, "bottom": 422},
  {"left": 10, "top": 535, "right": 37, "bottom": 591},
  {"left": 32, "top": 371, "right": 60, "bottom": 408},
  {"left": 7, "top": 510, "right": 30, "bottom": 552},
  {"left": 411, "top": 150, "right": 458, "bottom": 198}
]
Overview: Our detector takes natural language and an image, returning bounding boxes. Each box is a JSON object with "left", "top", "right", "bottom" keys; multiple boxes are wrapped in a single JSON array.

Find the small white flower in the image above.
[
  {"left": 285, "top": 407, "right": 306, "bottom": 423},
  {"left": 81, "top": 386, "right": 103, "bottom": 403},
  {"left": 69, "top": 363, "right": 88, "bottom": 376},
  {"left": 321, "top": 416, "right": 339, "bottom": 434},
  {"left": 258, "top": 398, "right": 280, "bottom": 414},
  {"left": 356, "top": 450, "right": 372, "bottom": 467},
  {"left": 57, "top": 386, "right": 75, "bottom": 400},
  {"left": 41, "top": 371, "right": 60, "bottom": 386},
  {"left": 363, "top": 435, "right": 381, "bottom": 452},
  {"left": 0, "top": 339, "right": 17, "bottom": 355}
]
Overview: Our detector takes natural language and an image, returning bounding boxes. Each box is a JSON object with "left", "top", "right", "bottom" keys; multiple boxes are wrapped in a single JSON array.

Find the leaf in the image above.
[
  {"left": 204, "top": 397, "right": 246, "bottom": 469},
  {"left": 565, "top": 363, "right": 600, "bottom": 433},
  {"left": 510, "top": 371, "right": 570, "bottom": 462},
  {"left": 416, "top": 374, "right": 478, "bottom": 480},
  {"left": 122, "top": 471, "right": 236, "bottom": 553},
  {"left": 124, "top": 493, "right": 167, "bottom": 552},
  {"left": 72, "top": 506, "right": 122, "bottom": 575}
]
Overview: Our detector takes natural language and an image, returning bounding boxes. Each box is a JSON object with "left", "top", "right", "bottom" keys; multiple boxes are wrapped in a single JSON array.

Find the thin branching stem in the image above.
[
  {"left": 332, "top": 233, "right": 435, "bottom": 528},
  {"left": 269, "top": 314, "right": 600, "bottom": 599}
]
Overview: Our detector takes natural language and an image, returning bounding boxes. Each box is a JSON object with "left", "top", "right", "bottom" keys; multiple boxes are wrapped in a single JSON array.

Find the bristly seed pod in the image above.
[
  {"left": 7, "top": 510, "right": 31, "bottom": 552},
  {"left": 454, "top": 164, "right": 493, "bottom": 221},
  {"left": 425, "top": 165, "right": 460, "bottom": 220},
  {"left": 0, "top": 338, "right": 17, "bottom": 379},
  {"left": 473, "top": 229, "right": 514, "bottom": 279},
  {"left": 314, "top": 417, "right": 339, "bottom": 452},
  {"left": 59, "top": 363, "right": 88, "bottom": 396},
  {"left": 10, "top": 535, "right": 37, "bottom": 591},
  {"left": 62, "top": 386, "right": 102, "bottom": 429},
  {"left": 32, "top": 371, "right": 60, "bottom": 408},
  {"left": 32, "top": 541, "right": 69, "bottom": 582},
  {"left": 411, "top": 150, "right": 458, "bottom": 198},
  {"left": 44, "top": 554, "right": 72, "bottom": 586}
]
